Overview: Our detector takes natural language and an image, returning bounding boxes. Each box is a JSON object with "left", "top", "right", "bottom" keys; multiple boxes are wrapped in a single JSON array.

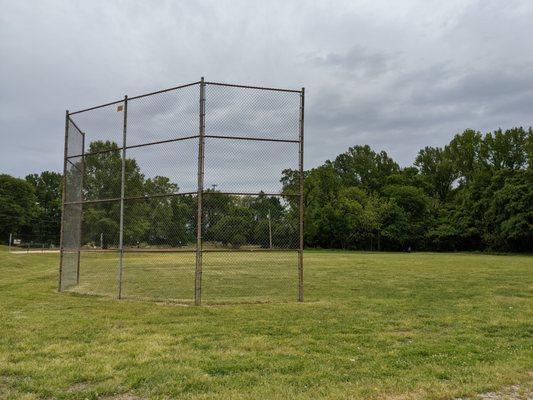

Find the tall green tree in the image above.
[
  {"left": 25, "top": 171, "right": 62, "bottom": 239},
  {"left": 332, "top": 145, "right": 399, "bottom": 192},
  {"left": 482, "top": 170, "right": 533, "bottom": 251},
  {"left": 82, "top": 141, "right": 146, "bottom": 247},
  {"left": 0, "top": 174, "right": 38, "bottom": 239},
  {"left": 415, "top": 147, "right": 455, "bottom": 201},
  {"left": 445, "top": 129, "right": 485, "bottom": 183}
]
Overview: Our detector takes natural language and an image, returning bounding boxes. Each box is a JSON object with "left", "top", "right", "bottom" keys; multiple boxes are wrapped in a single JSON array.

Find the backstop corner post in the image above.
[
  {"left": 117, "top": 95, "right": 128, "bottom": 299},
  {"left": 195, "top": 77, "right": 206, "bottom": 306},
  {"left": 58, "top": 109, "right": 69, "bottom": 292},
  {"left": 298, "top": 87, "right": 305, "bottom": 302}
]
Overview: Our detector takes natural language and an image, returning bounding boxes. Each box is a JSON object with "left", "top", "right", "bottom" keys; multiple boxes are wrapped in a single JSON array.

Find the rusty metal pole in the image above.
[
  {"left": 58, "top": 110, "right": 69, "bottom": 292},
  {"left": 195, "top": 78, "right": 206, "bottom": 306},
  {"left": 268, "top": 210, "right": 273, "bottom": 249},
  {"left": 298, "top": 88, "right": 305, "bottom": 302},
  {"left": 76, "top": 131, "right": 85, "bottom": 285},
  {"left": 117, "top": 95, "right": 128, "bottom": 299}
]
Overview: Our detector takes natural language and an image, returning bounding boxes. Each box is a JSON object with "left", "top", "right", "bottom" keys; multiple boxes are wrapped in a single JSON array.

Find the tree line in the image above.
[
  {"left": 1, "top": 127, "right": 531, "bottom": 251},
  {"left": 1, "top": 141, "right": 297, "bottom": 249},
  {"left": 281, "top": 127, "right": 532, "bottom": 252}
]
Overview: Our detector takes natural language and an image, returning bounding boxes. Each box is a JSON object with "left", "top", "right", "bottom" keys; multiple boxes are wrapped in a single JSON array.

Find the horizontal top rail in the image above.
[
  {"left": 68, "top": 81, "right": 201, "bottom": 115},
  {"left": 128, "top": 81, "right": 201, "bottom": 100},
  {"left": 205, "top": 81, "right": 302, "bottom": 93},
  {"left": 68, "top": 99, "right": 126, "bottom": 116},
  {"left": 68, "top": 79, "right": 302, "bottom": 116}
]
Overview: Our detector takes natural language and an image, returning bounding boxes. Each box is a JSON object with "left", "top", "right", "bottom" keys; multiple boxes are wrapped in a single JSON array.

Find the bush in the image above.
[{"left": 231, "top": 233, "right": 246, "bottom": 249}]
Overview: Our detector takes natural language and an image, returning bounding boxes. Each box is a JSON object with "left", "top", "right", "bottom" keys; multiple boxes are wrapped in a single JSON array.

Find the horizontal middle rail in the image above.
[
  {"left": 205, "top": 135, "right": 299, "bottom": 143},
  {"left": 63, "top": 190, "right": 300, "bottom": 206},
  {"left": 66, "top": 135, "right": 200, "bottom": 159},
  {"left": 66, "top": 134, "right": 299, "bottom": 159},
  {"left": 64, "top": 191, "right": 198, "bottom": 205}
]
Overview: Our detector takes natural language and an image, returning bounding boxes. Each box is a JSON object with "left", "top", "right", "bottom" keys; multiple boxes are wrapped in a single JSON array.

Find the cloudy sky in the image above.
[{"left": 1, "top": 0, "right": 532, "bottom": 181}]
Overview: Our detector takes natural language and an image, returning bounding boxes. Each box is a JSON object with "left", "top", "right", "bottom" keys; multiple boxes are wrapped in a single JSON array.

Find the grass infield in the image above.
[{"left": 0, "top": 247, "right": 531, "bottom": 399}]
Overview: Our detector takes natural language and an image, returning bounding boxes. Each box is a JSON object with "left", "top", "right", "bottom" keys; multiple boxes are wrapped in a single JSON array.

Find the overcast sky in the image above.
[{"left": 1, "top": 0, "right": 532, "bottom": 181}]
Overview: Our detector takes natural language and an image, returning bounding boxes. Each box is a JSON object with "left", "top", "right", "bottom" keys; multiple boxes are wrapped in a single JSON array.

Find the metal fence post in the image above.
[
  {"left": 117, "top": 95, "right": 128, "bottom": 299},
  {"left": 77, "top": 131, "right": 85, "bottom": 285},
  {"left": 8, "top": 233, "right": 12, "bottom": 253},
  {"left": 58, "top": 110, "right": 69, "bottom": 292},
  {"left": 298, "top": 88, "right": 305, "bottom": 302},
  {"left": 195, "top": 78, "right": 206, "bottom": 305}
]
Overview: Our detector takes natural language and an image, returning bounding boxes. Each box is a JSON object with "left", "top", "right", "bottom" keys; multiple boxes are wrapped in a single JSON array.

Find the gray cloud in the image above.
[
  {"left": 306, "top": 45, "right": 398, "bottom": 78},
  {"left": 1, "top": 0, "right": 532, "bottom": 185}
]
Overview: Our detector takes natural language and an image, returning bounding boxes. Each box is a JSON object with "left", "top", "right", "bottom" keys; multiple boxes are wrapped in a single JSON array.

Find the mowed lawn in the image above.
[{"left": 0, "top": 248, "right": 531, "bottom": 399}]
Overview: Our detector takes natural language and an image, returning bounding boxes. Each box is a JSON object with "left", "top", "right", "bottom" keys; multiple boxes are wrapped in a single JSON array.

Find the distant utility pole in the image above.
[
  {"left": 267, "top": 211, "right": 273, "bottom": 249},
  {"left": 211, "top": 184, "right": 218, "bottom": 190}
]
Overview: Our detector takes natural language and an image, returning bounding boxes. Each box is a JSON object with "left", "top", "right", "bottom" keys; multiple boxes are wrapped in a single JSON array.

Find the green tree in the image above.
[
  {"left": 381, "top": 184, "right": 431, "bottom": 249},
  {"left": 211, "top": 215, "right": 250, "bottom": 246},
  {"left": 82, "top": 141, "right": 146, "bottom": 247},
  {"left": 332, "top": 145, "right": 399, "bottom": 192},
  {"left": 483, "top": 127, "right": 529, "bottom": 170},
  {"left": 25, "top": 171, "right": 62, "bottom": 239},
  {"left": 0, "top": 174, "right": 38, "bottom": 239},
  {"left": 415, "top": 147, "right": 455, "bottom": 201},
  {"left": 167, "top": 196, "right": 195, "bottom": 247},
  {"left": 483, "top": 170, "right": 533, "bottom": 251},
  {"left": 445, "top": 129, "right": 485, "bottom": 183}
]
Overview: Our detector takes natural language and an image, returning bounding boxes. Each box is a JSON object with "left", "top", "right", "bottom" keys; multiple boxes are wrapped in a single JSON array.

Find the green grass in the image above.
[
  {"left": 0, "top": 248, "right": 531, "bottom": 399},
  {"left": 64, "top": 250, "right": 299, "bottom": 303}
]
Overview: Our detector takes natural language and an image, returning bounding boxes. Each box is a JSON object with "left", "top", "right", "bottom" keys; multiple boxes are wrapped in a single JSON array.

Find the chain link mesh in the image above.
[
  {"left": 204, "top": 138, "right": 299, "bottom": 193},
  {"left": 205, "top": 84, "right": 300, "bottom": 140},
  {"left": 127, "top": 84, "right": 199, "bottom": 146},
  {"left": 125, "top": 139, "right": 198, "bottom": 196},
  {"left": 60, "top": 81, "right": 303, "bottom": 303}
]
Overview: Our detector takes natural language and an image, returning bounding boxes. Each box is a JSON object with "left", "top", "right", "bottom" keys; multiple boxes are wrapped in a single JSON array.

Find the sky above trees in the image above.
[{"left": 1, "top": 0, "right": 532, "bottom": 177}]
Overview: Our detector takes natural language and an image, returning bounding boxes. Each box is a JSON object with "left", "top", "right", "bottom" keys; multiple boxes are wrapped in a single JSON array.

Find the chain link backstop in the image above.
[{"left": 59, "top": 79, "right": 304, "bottom": 304}]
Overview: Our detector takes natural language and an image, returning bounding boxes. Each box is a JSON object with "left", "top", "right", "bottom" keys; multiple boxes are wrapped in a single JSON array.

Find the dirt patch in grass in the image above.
[
  {"left": 67, "top": 382, "right": 90, "bottom": 392},
  {"left": 457, "top": 385, "right": 532, "bottom": 400},
  {"left": 100, "top": 394, "right": 147, "bottom": 400}
]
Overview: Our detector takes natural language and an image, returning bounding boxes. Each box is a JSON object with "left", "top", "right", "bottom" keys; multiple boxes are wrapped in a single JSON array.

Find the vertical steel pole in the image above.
[
  {"left": 76, "top": 131, "right": 85, "bottom": 285},
  {"left": 298, "top": 88, "right": 305, "bottom": 302},
  {"left": 195, "top": 78, "right": 206, "bottom": 306},
  {"left": 268, "top": 210, "right": 273, "bottom": 249},
  {"left": 117, "top": 96, "right": 128, "bottom": 299},
  {"left": 58, "top": 110, "right": 69, "bottom": 292},
  {"left": 8, "top": 233, "right": 12, "bottom": 252}
]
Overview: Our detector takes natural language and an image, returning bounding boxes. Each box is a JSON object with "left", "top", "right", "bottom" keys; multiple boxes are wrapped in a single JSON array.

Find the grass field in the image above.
[
  {"left": 62, "top": 250, "right": 300, "bottom": 303},
  {"left": 0, "top": 248, "right": 531, "bottom": 399}
]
